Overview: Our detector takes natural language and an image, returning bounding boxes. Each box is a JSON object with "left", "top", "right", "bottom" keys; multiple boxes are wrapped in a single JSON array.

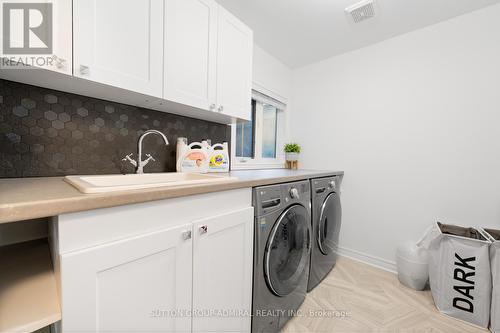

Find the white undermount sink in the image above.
[{"left": 64, "top": 173, "right": 237, "bottom": 194}]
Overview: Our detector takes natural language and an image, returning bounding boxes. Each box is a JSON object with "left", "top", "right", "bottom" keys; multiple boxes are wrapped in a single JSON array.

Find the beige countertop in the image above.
[{"left": 0, "top": 169, "right": 343, "bottom": 224}]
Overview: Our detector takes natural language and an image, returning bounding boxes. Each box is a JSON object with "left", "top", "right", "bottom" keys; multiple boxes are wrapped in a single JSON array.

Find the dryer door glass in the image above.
[
  {"left": 264, "top": 204, "right": 311, "bottom": 297},
  {"left": 318, "top": 192, "right": 342, "bottom": 255}
]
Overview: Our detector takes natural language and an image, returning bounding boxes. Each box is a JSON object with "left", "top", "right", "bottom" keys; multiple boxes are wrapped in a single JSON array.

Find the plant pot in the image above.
[{"left": 285, "top": 152, "right": 299, "bottom": 161}]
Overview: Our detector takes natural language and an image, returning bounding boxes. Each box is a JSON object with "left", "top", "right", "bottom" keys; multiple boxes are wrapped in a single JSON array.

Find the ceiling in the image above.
[{"left": 216, "top": 0, "right": 500, "bottom": 68}]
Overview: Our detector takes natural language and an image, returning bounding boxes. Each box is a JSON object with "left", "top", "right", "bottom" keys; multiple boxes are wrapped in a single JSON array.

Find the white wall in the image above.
[
  {"left": 291, "top": 4, "right": 500, "bottom": 270},
  {"left": 252, "top": 44, "right": 293, "bottom": 148},
  {"left": 253, "top": 44, "right": 292, "bottom": 103}
]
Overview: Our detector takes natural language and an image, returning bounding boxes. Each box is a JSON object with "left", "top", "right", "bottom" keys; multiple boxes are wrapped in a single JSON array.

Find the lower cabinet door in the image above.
[
  {"left": 60, "top": 224, "right": 193, "bottom": 333},
  {"left": 192, "top": 207, "right": 254, "bottom": 333}
]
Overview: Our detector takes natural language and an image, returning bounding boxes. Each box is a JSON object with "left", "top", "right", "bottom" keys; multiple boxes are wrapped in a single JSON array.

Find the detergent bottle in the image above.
[
  {"left": 208, "top": 142, "right": 230, "bottom": 173},
  {"left": 176, "top": 139, "right": 209, "bottom": 173}
]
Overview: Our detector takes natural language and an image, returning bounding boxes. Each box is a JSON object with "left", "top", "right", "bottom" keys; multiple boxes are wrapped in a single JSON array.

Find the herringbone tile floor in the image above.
[{"left": 282, "top": 257, "right": 486, "bottom": 333}]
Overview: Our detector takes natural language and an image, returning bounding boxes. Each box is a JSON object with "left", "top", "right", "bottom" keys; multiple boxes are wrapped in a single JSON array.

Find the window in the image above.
[
  {"left": 235, "top": 100, "right": 256, "bottom": 158},
  {"left": 262, "top": 104, "right": 278, "bottom": 158},
  {"left": 232, "top": 90, "right": 286, "bottom": 169}
]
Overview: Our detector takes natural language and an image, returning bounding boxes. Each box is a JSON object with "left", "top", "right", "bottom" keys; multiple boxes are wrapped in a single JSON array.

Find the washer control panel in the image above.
[{"left": 254, "top": 180, "right": 311, "bottom": 216}]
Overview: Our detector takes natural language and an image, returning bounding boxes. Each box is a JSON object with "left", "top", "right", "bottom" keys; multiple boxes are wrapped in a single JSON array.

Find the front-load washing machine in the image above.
[
  {"left": 308, "top": 176, "right": 342, "bottom": 292},
  {"left": 252, "top": 180, "right": 311, "bottom": 332}
]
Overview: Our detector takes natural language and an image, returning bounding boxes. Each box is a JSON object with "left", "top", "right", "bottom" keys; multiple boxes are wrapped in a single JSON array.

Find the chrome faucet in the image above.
[{"left": 122, "top": 130, "right": 169, "bottom": 174}]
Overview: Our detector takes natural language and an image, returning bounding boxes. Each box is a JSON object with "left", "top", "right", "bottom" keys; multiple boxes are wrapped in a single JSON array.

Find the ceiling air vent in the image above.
[{"left": 345, "top": 0, "right": 376, "bottom": 24}]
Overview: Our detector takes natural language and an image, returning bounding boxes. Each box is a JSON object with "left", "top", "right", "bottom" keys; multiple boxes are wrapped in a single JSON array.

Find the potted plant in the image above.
[{"left": 284, "top": 143, "right": 301, "bottom": 161}]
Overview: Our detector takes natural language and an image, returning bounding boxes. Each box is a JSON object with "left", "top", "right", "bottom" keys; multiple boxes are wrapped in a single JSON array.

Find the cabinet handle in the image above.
[
  {"left": 209, "top": 104, "right": 216, "bottom": 110},
  {"left": 53, "top": 55, "right": 66, "bottom": 69},
  {"left": 80, "top": 65, "right": 90, "bottom": 75},
  {"left": 199, "top": 225, "right": 208, "bottom": 234},
  {"left": 181, "top": 230, "right": 192, "bottom": 240},
  {"left": 218, "top": 106, "right": 224, "bottom": 113}
]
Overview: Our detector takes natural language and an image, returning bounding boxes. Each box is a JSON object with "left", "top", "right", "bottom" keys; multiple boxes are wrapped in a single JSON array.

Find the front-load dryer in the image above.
[
  {"left": 308, "top": 176, "right": 342, "bottom": 292},
  {"left": 252, "top": 180, "right": 311, "bottom": 333}
]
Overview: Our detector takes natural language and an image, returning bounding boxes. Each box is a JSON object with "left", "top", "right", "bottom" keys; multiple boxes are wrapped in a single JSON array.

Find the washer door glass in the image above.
[
  {"left": 318, "top": 192, "right": 341, "bottom": 255},
  {"left": 264, "top": 204, "right": 311, "bottom": 297}
]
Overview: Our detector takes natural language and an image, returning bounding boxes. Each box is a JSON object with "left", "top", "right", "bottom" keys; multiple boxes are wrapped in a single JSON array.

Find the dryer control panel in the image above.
[{"left": 312, "top": 176, "right": 342, "bottom": 196}]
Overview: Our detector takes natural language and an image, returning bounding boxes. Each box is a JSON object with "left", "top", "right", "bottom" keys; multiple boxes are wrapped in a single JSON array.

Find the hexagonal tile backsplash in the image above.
[{"left": 0, "top": 79, "right": 230, "bottom": 178}]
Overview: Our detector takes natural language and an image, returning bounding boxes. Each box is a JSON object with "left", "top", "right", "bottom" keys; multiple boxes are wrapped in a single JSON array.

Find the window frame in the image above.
[{"left": 231, "top": 89, "right": 287, "bottom": 170}]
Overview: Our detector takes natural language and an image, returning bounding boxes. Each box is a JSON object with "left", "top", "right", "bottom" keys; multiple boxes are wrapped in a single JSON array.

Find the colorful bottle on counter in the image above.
[
  {"left": 176, "top": 139, "right": 209, "bottom": 173},
  {"left": 208, "top": 142, "right": 230, "bottom": 173}
]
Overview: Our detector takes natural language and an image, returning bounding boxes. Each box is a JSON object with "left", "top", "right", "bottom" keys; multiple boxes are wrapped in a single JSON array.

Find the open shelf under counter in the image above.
[{"left": 0, "top": 239, "right": 61, "bottom": 333}]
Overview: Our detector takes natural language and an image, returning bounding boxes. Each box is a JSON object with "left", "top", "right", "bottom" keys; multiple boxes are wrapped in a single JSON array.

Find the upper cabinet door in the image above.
[
  {"left": 192, "top": 207, "right": 254, "bottom": 333},
  {"left": 51, "top": 0, "right": 72, "bottom": 75},
  {"left": 73, "top": 0, "right": 163, "bottom": 97},
  {"left": 216, "top": 7, "right": 253, "bottom": 120},
  {"left": 0, "top": 0, "right": 72, "bottom": 75},
  {"left": 164, "top": 0, "right": 218, "bottom": 111},
  {"left": 60, "top": 224, "right": 193, "bottom": 333}
]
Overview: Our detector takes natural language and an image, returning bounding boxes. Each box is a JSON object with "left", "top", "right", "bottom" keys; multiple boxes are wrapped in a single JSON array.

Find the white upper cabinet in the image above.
[
  {"left": 49, "top": 0, "right": 72, "bottom": 75},
  {"left": 2, "top": 0, "right": 253, "bottom": 122},
  {"left": 0, "top": 0, "right": 72, "bottom": 75},
  {"left": 164, "top": 0, "right": 218, "bottom": 112},
  {"left": 192, "top": 207, "right": 254, "bottom": 333},
  {"left": 216, "top": 7, "right": 253, "bottom": 120},
  {"left": 60, "top": 224, "right": 193, "bottom": 333},
  {"left": 73, "top": 0, "right": 164, "bottom": 97},
  {"left": 164, "top": 0, "right": 253, "bottom": 120}
]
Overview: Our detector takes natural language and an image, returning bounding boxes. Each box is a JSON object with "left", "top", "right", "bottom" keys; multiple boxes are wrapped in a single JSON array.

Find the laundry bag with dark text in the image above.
[
  {"left": 428, "top": 222, "right": 492, "bottom": 328},
  {"left": 482, "top": 228, "right": 500, "bottom": 333}
]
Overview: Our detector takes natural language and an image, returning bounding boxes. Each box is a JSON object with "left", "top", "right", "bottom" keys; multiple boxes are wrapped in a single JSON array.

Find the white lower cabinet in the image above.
[
  {"left": 55, "top": 190, "right": 254, "bottom": 333},
  {"left": 192, "top": 208, "right": 254, "bottom": 333},
  {"left": 60, "top": 223, "right": 193, "bottom": 333}
]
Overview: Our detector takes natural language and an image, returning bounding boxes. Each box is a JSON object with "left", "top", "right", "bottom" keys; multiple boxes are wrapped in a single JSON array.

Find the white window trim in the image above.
[{"left": 231, "top": 89, "right": 287, "bottom": 170}]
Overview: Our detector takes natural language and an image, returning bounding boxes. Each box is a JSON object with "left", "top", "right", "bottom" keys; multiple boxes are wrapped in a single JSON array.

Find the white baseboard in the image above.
[{"left": 337, "top": 246, "right": 397, "bottom": 274}]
